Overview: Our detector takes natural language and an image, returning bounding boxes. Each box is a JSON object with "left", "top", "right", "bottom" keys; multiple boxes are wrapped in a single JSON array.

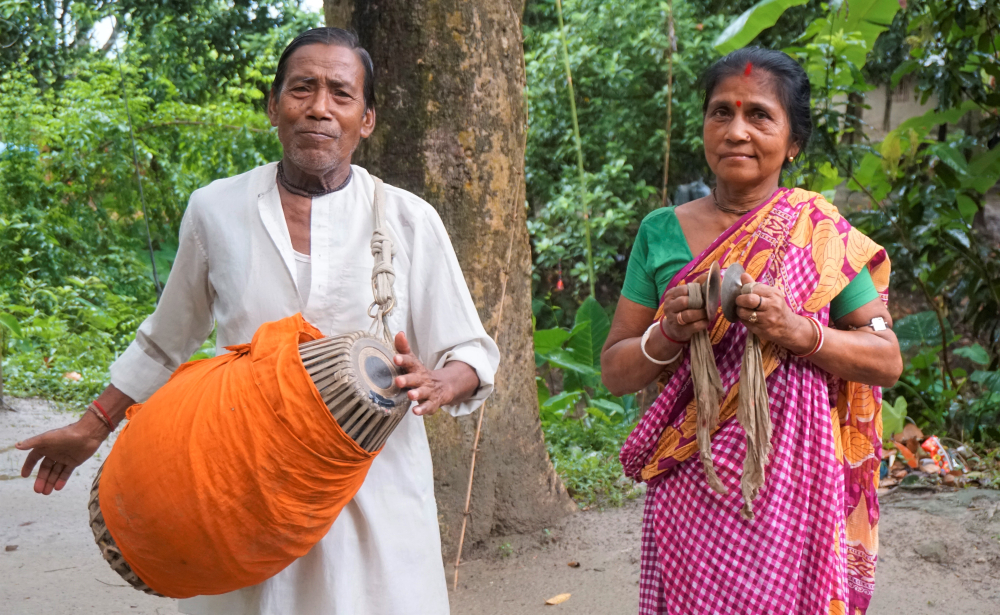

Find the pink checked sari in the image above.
[{"left": 620, "top": 188, "right": 890, "bottom": 615}]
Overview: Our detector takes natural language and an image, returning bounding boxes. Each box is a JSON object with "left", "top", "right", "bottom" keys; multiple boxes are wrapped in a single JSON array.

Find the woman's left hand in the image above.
[{"left": 733, "top": 272, "right": 814, "bottom": 354}]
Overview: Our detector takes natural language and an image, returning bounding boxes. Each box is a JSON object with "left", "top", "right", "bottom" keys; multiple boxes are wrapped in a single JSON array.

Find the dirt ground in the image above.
[{"left": 3, "top": 398, "right": 1000, "bottom": 615}]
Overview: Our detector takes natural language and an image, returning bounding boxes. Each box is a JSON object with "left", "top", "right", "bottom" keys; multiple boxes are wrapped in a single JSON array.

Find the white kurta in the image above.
[{"left": 108, "top": 163, "right": 500, "bottom": 615}]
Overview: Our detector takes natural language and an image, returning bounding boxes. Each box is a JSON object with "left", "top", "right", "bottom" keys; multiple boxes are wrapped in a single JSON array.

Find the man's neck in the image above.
[{"left": 280, "top": 158, "right": 352, "bottom": 194}]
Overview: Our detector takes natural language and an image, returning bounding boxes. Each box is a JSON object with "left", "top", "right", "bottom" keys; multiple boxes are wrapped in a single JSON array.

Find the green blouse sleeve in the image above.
[
  {"left": 621, "top": 208, "right": 693, "bottom": 309},
  {"left": 829, "top": 266, "right": 879, "bottom": 321}
]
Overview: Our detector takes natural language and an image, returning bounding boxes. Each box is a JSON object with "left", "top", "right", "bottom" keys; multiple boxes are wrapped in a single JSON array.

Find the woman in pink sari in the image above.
[{"left": 602, "top": 48, "right": 903, "bottom": 615}]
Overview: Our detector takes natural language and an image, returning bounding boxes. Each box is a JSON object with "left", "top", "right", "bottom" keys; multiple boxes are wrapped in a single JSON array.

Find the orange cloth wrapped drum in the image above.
[{"left": 88, "top": 314, "right": 409, "bottom": 598}]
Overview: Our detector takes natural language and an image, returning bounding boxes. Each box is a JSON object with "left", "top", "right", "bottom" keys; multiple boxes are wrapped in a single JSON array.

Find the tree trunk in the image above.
[
  {"left": 323, "top": 0, "right": 353, "bottom": 29},
  {"left": 332, "top": 0, "right": 576, "bottom": 557}
]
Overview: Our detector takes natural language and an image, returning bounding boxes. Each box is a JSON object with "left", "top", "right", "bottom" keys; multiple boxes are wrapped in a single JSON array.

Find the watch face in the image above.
[{"left": 871, "top": 317, "right": 887, "bottom": 331}]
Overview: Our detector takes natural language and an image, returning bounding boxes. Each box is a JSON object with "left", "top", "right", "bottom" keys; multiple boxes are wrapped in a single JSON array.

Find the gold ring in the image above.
[
  {"left": 749, "top": 311, "right": 758, "bottom": 324},
  {"left": 676, "top": 312, "right": 686, "bottom": 326}
]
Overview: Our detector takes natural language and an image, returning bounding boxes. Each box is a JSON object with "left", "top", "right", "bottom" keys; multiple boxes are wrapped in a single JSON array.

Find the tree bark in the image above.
[
  {"left": 333, "top": 0, "right": 576, "bottom": 557},
  {"left": 323, "top": 0, "right": 353, "bottom": 29}
]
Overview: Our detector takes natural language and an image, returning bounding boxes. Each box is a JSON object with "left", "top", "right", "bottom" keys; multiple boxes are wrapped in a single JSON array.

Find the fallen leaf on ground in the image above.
[
  {"left": 18, "top": 521, "right": 33, "bottom": 527},
  {"left": 4, "top": 545, "right": 18, "bottom": 552},
  {"left": 546, "top": 593, "right": 571, "bottom": 605},
  {"left": 567, "top": 561, "right": 580, "bottom": 568}
]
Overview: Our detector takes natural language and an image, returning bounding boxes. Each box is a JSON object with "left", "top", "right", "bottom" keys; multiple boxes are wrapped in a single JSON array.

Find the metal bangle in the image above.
[{"left": 641, "top": 322, "right": 683, "bottom": 365}]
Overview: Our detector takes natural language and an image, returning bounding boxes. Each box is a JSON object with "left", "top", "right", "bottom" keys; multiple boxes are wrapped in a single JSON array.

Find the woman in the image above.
[{"left": 602, "top": 47, "right": 902, "bottom": 615}]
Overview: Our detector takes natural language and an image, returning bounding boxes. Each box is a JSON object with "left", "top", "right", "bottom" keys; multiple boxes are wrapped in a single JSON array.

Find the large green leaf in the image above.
[
  {"left": 0, "top": 313, "right": 22, "bottom": 338},
  {"left": 533, "top": 327, "right": 572, "bottom": 357},
  {"left": 967, "top": 146, "right": 1000, "bottom": 195},
  {"left": 896, "top": 100, "right": 979, "bottom": 135},
  {"left": 800, "top": 0, "right": 901, "bottom": 67},
  {"left": 881, "top": 397, "right": 906, "bottom": 441},
  {"left": 570, "top": 296, "right": 611, "bottom": 368},
  {"left": 954, "top": 344, "right": 990, "bottom": 367},
  {"left": 971, "top": 370, "right": 1000, "bottom": 393},
  {"left": 714, "top": 0, "right": 809, "bottom": 54},
  {"left": 894, "top": 311, "right": 941, "bottom": 353},
  {"left": 589, "top": 397, "right": 625, "bottom": 418},
  {"left": 545, "top": 349, "right": 599, "bottom": 378}
]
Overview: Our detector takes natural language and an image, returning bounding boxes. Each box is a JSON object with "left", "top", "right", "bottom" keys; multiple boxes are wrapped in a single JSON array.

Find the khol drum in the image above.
[{"left": 87, "top": 177, "right": 411, "bottom": 598}]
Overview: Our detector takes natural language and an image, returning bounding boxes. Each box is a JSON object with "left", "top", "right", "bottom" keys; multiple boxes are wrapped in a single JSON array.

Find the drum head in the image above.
[{"left": 349, "top": 337, "right": 409, "bottom": 412}]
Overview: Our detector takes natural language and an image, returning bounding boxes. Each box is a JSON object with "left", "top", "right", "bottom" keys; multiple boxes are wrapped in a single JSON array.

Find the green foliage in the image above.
[
  {"left": 534, "top": 296, "right": 641, "bottom": 505},
  {"left": 525, "top": 0, "right": 727, "bottom": 299},
  {"left": 714, "top": 0, "right": 810, "bottom": 54},
  {"left": 0, "top": 3, "right": 319, "bottom": 403},
  {"left": 881, "top": 396, "right": 906, "bottom": 441}
]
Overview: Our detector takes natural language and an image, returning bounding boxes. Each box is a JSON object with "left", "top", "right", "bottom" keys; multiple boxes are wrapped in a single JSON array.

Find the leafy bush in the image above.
[
  {"left": 0, "top": 6, "right": 317, "bottom": 403},
  {"left": 524, "top": 0, "right": 728, "bottom": 300},
  {"left": 534, "top": 296, "right": 642, "bottom": 506}
]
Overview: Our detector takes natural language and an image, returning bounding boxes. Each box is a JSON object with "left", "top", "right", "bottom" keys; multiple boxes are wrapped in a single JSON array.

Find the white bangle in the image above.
[{"left": 641, "top": 322, "right": 683, "bottom": 365}]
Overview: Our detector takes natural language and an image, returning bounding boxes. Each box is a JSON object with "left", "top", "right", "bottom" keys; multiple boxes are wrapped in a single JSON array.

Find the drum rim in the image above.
[{"left": 88, "top": 463, "right": 163, "bottom": 596}]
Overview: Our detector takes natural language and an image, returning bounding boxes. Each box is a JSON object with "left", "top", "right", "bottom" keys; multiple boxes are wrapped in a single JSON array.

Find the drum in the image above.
[
  {"left": 88, "top": 326, "right": 410, "bottom": 594},
  {"left": 299, "top": 331, "right": 410, "bottom": 452},
  {"left": 87, "top": 176, "right": 411, "bottom": 596}
]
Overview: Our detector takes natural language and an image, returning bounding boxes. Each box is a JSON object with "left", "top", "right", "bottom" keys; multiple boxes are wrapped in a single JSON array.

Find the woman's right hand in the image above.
[
  {"left": 657, "top": 279, "right": 711, "bottom": 343},
  {"left": 15, "top": 411, "right": 109, "bottom": 495}
]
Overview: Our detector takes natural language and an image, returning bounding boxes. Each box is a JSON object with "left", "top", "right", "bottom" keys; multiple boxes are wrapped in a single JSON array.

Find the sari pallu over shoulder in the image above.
[{"left": 620, "top": 187, "right": 889, "bottom": 615}]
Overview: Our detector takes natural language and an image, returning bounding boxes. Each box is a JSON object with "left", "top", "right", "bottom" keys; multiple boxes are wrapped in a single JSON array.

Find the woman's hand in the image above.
[
  {"left": 658, "top": 275, "right": 712, "bottom": 342},
  {"left": 393, "top": 332, "right": 480, "bottom": 416},
  {"left": 16, "top": 411, "right": 110, "bottom": 495},
  {"left": 733, "top": 272, "right": 815, "bottom": 354}
]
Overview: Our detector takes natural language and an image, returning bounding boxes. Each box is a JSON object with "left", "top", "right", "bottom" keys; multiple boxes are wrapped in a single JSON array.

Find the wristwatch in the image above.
[{"left": 854, "top": 316, "right": 887, "bottom": 332}]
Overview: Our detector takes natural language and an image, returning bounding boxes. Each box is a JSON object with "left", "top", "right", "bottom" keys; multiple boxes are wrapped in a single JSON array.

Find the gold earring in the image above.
[{"left": 788, "top": 156, "right": 794, "bottom": 163}]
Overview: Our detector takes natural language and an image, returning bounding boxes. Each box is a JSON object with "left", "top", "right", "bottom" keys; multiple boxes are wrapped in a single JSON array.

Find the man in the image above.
[{"left": 16, "top": 27, "right": 499, "bottom": 614}]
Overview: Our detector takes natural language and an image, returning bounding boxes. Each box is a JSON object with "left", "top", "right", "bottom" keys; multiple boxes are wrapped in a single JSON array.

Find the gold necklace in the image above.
[{"left": 712, "top": 188, "right": 753, "bottom": 216}]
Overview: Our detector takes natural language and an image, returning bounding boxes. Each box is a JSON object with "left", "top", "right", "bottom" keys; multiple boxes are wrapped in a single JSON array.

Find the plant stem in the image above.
[
  {"left": 554, "top": 0, "right": 596, "bottom": 298},
  {"left": 661, "top": 0, "right": 674, "bottom": 208}
]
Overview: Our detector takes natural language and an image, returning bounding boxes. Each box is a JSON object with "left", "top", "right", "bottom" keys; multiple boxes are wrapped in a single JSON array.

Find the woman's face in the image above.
[{"left": 703, "top": 71, "right": 799, "bottom": 190}]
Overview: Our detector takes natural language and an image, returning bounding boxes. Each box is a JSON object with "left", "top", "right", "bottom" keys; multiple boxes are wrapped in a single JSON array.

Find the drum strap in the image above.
[{"left": 368, "top": 177, "right": 396, "bottom": 346}]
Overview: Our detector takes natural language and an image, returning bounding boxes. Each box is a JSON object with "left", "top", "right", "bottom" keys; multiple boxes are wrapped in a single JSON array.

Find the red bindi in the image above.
[
  {"left": 744, "top": 62, "right": 753, "bottom": 76},
  {"left": 736, "top": 100, "right": 742, "bottom": 107}
]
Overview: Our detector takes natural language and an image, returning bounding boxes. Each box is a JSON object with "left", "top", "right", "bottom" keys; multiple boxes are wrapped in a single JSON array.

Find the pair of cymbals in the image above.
[
  {"left": 721, "top": 263, "right": 757, "bottom": 323},
  {"left": 689, "top": 262, "right": 754, "bottom": 324}
]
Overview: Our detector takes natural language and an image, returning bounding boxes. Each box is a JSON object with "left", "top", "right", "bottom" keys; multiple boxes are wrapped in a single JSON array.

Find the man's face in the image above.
[{"left": 268, "top": 44, "right": 376, "bottom": 175}]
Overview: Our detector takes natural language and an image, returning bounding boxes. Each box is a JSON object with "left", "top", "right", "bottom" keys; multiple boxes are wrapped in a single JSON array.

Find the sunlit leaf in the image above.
[{"left": 714, "top": 0, "right": 809, "bottom": 54}]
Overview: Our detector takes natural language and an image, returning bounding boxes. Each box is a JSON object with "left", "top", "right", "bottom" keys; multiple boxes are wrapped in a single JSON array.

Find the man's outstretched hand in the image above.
[
  {"left": 393, "top": 332, "right": 480, "bottom": 416},
  {"left": 15, "top": 413, "right": 109, "bottom": 495}
]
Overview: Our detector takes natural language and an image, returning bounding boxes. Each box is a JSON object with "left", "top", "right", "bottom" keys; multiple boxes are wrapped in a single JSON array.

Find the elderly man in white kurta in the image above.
[{"left": 16, "top": 27, "right": 499, "bottom": 615}]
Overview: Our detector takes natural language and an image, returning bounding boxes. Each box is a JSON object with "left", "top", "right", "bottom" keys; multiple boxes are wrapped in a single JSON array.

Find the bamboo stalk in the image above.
[
  {"left": 554, "top": 0, "right": 596, "bottom": 298},
  {"left": 661, "top": 0, "right": 675, "bottom": 208}
]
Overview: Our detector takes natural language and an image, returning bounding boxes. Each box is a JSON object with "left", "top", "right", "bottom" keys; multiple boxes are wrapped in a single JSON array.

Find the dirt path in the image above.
[{"left": 3, "top": 398, "right": 1000, "bottom": 614}]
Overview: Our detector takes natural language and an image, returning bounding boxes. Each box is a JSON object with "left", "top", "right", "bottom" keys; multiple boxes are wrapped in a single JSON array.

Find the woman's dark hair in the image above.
[
  {"left": 701, "top": 47, "right": 812, "bottom": 159},
  {"left": 271, "top": 28, "right": 376, "bottom": 112}
]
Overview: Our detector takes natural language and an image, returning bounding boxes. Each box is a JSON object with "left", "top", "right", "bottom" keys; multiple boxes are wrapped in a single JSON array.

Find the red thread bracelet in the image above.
[
  {"left": 658, "top": 316, "right": 688, "bottom": 346},
  {"left": 92, "top": 400, "right": 116, "bottom": 430}
]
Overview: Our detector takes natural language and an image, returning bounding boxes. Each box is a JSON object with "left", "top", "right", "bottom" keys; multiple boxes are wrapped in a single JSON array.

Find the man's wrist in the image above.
[{"left": 78, "top": 409, "right": 112, "bottom": 439}]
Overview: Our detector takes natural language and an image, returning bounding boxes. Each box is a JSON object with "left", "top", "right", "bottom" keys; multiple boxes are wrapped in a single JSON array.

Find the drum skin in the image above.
[{"left": 95, "top": 315, "right": 377, "bottom": 598}]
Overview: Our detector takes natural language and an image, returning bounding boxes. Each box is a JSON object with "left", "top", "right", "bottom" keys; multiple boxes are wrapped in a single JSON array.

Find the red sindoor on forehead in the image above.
[
  {"left": 736, "top": 100, "right": 742, "bottom": 107},
  {"left": 744, "top": 62, "right": 753, "bottom": 76}
]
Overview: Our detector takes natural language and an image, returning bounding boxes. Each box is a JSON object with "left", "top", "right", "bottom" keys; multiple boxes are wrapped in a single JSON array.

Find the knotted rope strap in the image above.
[
  {"left": 736, "top": 282, "right": 771, "bottom": 520},
  {"left": 686, "top": 281, "right": 727, "bottom": 495},
  {"left": 368, "top": 177, "right": 396, "bottom": 347}
]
